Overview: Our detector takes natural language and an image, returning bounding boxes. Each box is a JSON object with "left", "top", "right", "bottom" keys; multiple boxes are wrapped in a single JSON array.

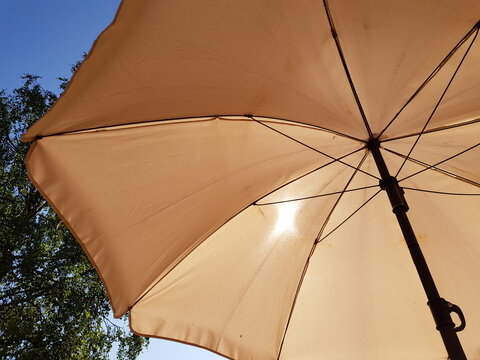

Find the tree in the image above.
[{"left": 0, "top": 73, "right": 149, "bottom": 359}]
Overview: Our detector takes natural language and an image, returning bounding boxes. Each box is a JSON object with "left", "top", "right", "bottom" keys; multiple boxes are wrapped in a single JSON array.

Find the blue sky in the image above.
[
  {"left": 0, "top": 1, "right": 223, "bottom": 359},
  {"left": 1, "top": 1, "right": 117, "bottom": 93}
]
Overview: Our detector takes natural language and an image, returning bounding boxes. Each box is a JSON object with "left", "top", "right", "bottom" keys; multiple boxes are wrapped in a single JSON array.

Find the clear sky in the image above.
[{"left": 1, "top": 1, "right": 224, "bottom": 359}]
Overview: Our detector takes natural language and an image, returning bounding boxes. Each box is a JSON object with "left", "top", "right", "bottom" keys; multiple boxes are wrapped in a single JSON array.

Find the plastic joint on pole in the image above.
[
  {"left": 379, "top": 176, "right": 409, "bottom": 213},
  {"left": 428, "top": 298, "right": 466, "bottom": 333},
  {"left": 366, "top": 139, "right": 409, "bottom": 213}
]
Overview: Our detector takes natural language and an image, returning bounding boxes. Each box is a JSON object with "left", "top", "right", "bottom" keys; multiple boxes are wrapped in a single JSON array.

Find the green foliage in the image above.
[{"left": 0, "top": 75, "right": 148, "bottom": 359}]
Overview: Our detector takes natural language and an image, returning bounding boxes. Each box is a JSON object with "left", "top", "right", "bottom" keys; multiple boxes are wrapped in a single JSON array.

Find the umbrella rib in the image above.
[
  {"left": 251, "top": 117, "right": 365, "bottom": 143},
  {"left": 255, "top": 185, "right": 378, "bottom": 206},
  {"left": 384, "top": 146, "right": 480, "bottom": 188},
  {"left": 377, "top": 21, "right": 480, "bottom": 139},
  {"left": 275, "top": 152, "right": 369, "bottom": 360},
  {"left": 252, "top": 117, "right": 379, "bottom": 179},
  {"left": 254, "top": 147, "right": 367, "bottom": 205},
  {"left": 129, "top": 149, "right": 366, "bottom": 310},
  {"left": 315, "top": 190, "right": 382, "bottom": 243},
  {"left": 381, "top": 118, "right": 480, "bottom": 143},
  {"left": 31, "top": 114, "right": 366, "bottom": 143},
  {"left": 403, "top": 187, "right": 480, "bottom": 196},
  {"left": 322, "top": 0, "right": 373, "bottom": 139},
  {"left": 394, "top": 27, "right": 479, "bottom": 178},
  {"left": 313, "top": 152, "right": 369, "bottom": 243},
  {"left": 275, "top": 242, "right": 318, "bottom": 360}
]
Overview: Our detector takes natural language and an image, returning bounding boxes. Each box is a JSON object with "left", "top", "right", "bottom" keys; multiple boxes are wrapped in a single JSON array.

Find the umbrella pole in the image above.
[{"left": 367, "top": 139, "right": 467, "bottom": 360}]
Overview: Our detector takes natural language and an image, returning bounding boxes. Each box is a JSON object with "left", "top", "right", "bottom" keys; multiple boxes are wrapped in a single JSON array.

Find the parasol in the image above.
[{"left": 24, "top": 1, "right": 480, "bottom": 359}]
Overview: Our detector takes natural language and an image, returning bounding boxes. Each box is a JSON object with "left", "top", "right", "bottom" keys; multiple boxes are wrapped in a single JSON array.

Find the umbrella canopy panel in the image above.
[
  {"left": 27, "top": 117, "right": 362, "bottom": 316},
  {"left": 24, "top": 0, "right": 480, "bottom": 359},
  {"left": 22, "top": 0, "right": 480, "bottom": 143},
  {"left": 22, "top": 0, "right": 366, "bottom": 141},
  {"left": 278, "top": 153, "right": 480, "bottom": 360}
]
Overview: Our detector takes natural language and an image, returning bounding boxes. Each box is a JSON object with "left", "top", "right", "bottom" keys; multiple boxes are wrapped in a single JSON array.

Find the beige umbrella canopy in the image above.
[{"left": 24, "top": 0, "right": 480, "bottom": 359}]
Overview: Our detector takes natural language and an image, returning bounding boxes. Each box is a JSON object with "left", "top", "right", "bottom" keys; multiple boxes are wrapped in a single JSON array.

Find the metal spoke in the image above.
[
  {"left": 404, "top": 187, "right": 480, "bottom": 196},
  {"left": 323, "top": 0, "right": 373, "bottom": 139},
  {"left": 253, "top": 118, "right": 379, "bottom": 179},
  {"left": 383, "top": 145, "right": 480, "bottom": 187},
  {"left": 377, "top": 21, "right": 480, "bottom": 139},
  {"left": 394, "top": 28, "right": 479, "bottom": 177},
  {"left": 256, "top": 185, "right": 378, "bottom": 206},
  {"left": 313, "top": 152, "right": 370, "bottom": 242},
  {"left": 315, "top": 190, "right": 381, "bottom": 243},
  {"left": 381, "top": 118, "right": 480, "bottom": 143}
]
